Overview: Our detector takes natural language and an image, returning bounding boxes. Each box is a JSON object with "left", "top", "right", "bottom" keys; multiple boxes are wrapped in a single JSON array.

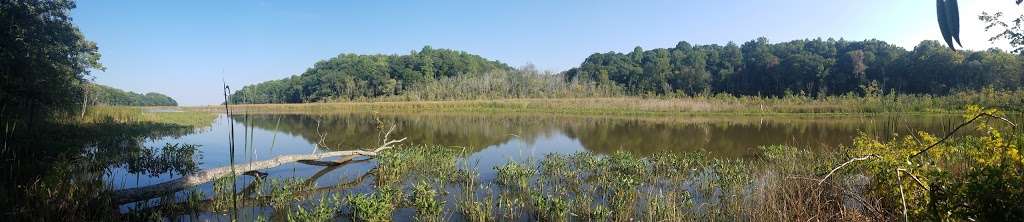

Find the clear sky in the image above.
[{"left": 71, "top": 0, "right": 1021, "bottom": 105}]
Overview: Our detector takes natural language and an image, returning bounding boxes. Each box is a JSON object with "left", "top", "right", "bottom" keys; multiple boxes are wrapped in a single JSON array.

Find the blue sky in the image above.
[{"left": 72, "top": 0, "right": 1021, "bottom": 105}]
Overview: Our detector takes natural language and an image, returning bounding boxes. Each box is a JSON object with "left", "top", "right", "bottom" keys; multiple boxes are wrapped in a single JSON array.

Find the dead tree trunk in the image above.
[{"left": 112, "top": 128, "right": 406, "bottom": 204}]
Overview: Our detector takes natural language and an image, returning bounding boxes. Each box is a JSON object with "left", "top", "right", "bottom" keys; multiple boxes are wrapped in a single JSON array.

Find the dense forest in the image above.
[
  {"left": 231, "top": 38, "right": 1024, "bottom": 104},
  {"left": 228, "top": 46, "right": 511, "bottom": 103},
  {"left": 87, "top": 83, "right": 177, "bottom": 106},
  {"left": 566, "top": 38, "right": 1023, "bottom": 96}
]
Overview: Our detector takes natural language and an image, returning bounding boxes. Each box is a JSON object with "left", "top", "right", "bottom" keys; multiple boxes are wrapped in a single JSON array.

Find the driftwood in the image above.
[
  {"left": 136, "top": 170, "right": 376, "bottom": 219},
  {"left": 112, "top": 126, "right": 406, "bottom": 204}
]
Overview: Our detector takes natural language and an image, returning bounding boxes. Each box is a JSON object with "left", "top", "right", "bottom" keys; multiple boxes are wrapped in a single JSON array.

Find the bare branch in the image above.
[
  {"left": 910, "top": 112, "right": 1017, "bottom": 159},
  {"left": 896, "top": 169, "right": 909, "bottom": 222},
  {"left": 818, "top": 154, "right": 880, "bottom": 185},
  {"left": 897, "top": 168, "right": 928, "bottom": 190}
]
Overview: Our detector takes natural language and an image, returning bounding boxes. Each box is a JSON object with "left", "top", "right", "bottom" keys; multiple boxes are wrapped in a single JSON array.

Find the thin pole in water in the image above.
[{"left": 222, "top": 79, "right": 238, "bottom": 221}]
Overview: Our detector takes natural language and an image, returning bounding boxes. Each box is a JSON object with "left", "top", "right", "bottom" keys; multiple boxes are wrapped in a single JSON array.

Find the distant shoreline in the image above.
[{"left": 184, "top": 92, "right": 1024, "bottom": 116}]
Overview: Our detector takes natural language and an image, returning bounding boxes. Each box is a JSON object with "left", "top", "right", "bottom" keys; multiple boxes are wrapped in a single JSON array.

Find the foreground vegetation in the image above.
[
  {"left": 5, "top": 101, "right": 1019, "bottom": 221},
  {"left": 109, "top": 106, "right": 1021, "bottom": 221}
]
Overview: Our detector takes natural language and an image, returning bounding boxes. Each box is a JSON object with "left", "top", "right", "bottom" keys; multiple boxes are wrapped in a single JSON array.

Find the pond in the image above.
[{"left": 107, "top": 112, "right": 968, "bottom": 219}]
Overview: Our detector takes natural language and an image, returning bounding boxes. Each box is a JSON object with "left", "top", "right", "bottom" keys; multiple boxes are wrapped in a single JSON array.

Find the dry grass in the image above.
[{"left": 189, "top": 90, "right": 1024, "bottom": 115}]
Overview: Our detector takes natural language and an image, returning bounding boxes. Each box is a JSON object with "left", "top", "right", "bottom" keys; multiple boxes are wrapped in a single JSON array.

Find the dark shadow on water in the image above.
[{"left": 0, "top": 117, "right": 209, "bottom": 220}]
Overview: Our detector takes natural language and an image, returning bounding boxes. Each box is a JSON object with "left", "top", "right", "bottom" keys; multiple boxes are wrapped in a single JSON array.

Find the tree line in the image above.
[
  {"left": 86, "top": 83, "right": 177, "bottom": 106},
  {"left": 229, "top": 46, "right": 511, "bottom": 103},
  {"left": 233, "top": 38, "right": 1024, "bottom": 104},
  {"left": 566, "top": 38, "right": 1023, "bottom": 97}
]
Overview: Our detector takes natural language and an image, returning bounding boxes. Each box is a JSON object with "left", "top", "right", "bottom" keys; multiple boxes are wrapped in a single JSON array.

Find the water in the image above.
[{"left": 104, "top": 112, "right": 968, "bottom": 218}]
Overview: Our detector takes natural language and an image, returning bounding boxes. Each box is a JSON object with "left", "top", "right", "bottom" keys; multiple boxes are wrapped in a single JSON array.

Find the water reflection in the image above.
[
  {"left": 108, "top": 113, "right": 966, "bottom": 190},
  {"left": 232, "top": 113, "right": 964, "bottom": 157},
  {"left": 102, "top": 112, "right": 976, "bottom": 218}
]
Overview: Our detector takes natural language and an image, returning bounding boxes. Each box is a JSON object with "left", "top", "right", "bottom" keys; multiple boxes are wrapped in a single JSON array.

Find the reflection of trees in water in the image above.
[
  {"left": 91, "top": 143, "right": 201, "bottom": 177},
  {"left": 233, "top": 113, "right": 965, "bottom": 157},
  {"left": 234, "top": 113, "right": 564, "bottom": 152},
  {"left": 563, "top": 115, "right": 962, "bottom": 157},
  {"left": 82, "top": 123, "right": 204, "bottom": 178}
]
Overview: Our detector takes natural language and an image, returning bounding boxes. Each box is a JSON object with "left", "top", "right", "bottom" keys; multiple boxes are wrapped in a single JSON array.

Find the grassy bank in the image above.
[
  {"left": 83, "top": 106, "right": 217, "bottom": 128},
  {"left": 197, "top": 90, "right": 1024, "bottom": 116}
]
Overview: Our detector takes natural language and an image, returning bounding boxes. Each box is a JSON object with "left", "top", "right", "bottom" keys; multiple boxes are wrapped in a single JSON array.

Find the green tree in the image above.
[
  {"left": 1, "top": 0, "right": 104, "bottom": 122},
  {"left": 980, "top": 11, "right": 1024, "bottom": 54},
  {"left": 230, "top": 47, "right": 510, "bottom": 103}
]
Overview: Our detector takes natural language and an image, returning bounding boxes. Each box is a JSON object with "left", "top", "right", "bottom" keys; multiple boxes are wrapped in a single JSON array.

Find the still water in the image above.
[{"left": 106, "top": 112, "right": 967, "bottom": 217}]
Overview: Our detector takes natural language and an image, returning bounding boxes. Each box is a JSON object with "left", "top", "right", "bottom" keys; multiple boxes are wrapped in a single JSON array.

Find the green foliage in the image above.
[
  {"left": 849, "top": 105, "right": 1024, "bottom": 220},
  {"left": 229, "top": 46, "right": 512, "bottom": 103},
  {"left": 287, "top": 194, "right": 340, "bottom": 222},
  {"left": 231, "top": 38, "right": 1024, "bottom": 104},
  {"left": 568, "top": 38, "right": 1024, "bottom": 97},
  {"left": 19, "top": 161, "right": 115, "bottom": 221},
  {"left": 411, "top": 181, "right": 444, "bottom": 222},
  {"left": 494, "top": 161, "right": 535, "bottom": 190},
  {"left": 978, "top": 3, "right": 1024, "bottom": 54},
  {"left": 0, "top": 0, "right": 104, "bottom": 120},
  {"left": 268, "top": 177, "right": 309, "bottom": 207},
  {"left": 528, "top": 193, "right": 569, "bottom": 221},
  {"left": 210, "top": 175, "right": 235, "bottom": 213},
  {"left": 348, "top": 187, "right": 398, "bottom": 222},
  {"left": 86, "top": 83, "right": 177, "bottom": 106},
  {"left": 395, "top": 67, "right": 623, "bottom": 101}
]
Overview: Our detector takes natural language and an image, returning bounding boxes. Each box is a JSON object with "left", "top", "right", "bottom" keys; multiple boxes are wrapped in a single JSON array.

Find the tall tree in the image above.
[{"left": 1, "top": 0, "right": 104, "bottom": 122}]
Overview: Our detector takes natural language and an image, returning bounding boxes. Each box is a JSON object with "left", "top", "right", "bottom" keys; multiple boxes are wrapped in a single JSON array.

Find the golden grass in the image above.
[{"left": 187, "top": 94, "right": 1011, "bottom": 116}]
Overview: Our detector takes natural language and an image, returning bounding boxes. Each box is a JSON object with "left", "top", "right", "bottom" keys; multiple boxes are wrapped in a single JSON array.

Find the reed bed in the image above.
[{"left": 192, "top": 89, "right": 1024, "bottom": 116}]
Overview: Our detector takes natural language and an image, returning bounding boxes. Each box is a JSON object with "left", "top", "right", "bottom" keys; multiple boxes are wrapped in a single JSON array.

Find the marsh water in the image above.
[{"left": 107, "top": 112, "right": 969, "bottom": 217}]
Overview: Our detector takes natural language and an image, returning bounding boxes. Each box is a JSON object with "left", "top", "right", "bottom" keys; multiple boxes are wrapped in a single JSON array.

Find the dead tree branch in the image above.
[
  {"left": 818, "top": 154, "right": 880, "bottom": 185},
  {"left": 112, "top": 125, "right": 406, "bottom": 204},
  {"left": 910, "top": 112, "right": 1016, "bottom": 159}
]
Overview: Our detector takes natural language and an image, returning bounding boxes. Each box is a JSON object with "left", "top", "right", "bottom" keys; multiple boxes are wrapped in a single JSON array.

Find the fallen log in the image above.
[
  {"left": 112, "top": 129, "right": 406, "bottom": 204},
  {"left": 130, "top": 167, "right": 376, "bottom": 218}
]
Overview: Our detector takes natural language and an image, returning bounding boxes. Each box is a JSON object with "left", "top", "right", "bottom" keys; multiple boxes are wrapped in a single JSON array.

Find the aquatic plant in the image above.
[
  {"left": 411, "top": 181, "right": 444, "bottom": 222},
  {"left": 210, "top": 175, "right": 236, "bottom": 213},
  {"left": 349, "top": 185, "right": 399, "bottom": 222},
  {"left": 494, "top": 161, "right": 535, "bottom": 190},
  {"left": 287, "top": 194, "right": 340, "bottom": 222}
]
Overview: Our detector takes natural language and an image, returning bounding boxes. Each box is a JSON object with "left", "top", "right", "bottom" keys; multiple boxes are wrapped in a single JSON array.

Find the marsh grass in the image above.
[
  {"left": 197, "top": 89, "right": 1024, "bottom": 116},
  {"left": 78, "top": 105, "right": 216, "bottom": 129}
]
